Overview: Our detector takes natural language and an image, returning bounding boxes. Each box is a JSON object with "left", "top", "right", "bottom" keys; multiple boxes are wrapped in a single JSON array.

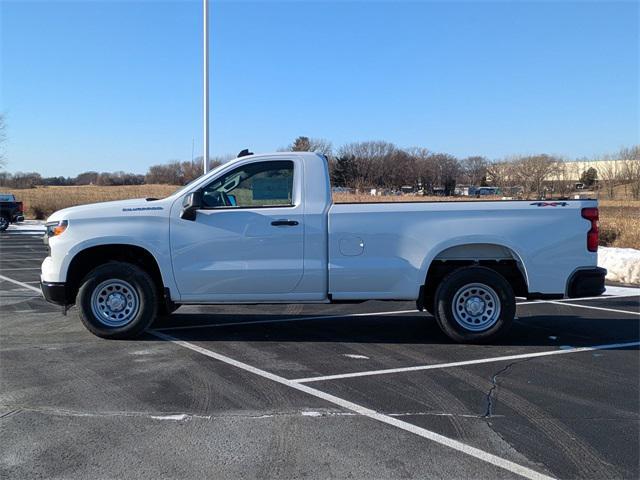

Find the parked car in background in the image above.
[
  {"left": 0, "top": 193, "right": 25, "bottom": 231},
  {"left": 472, "top": 186, "right": 501, "bottom": 197}
]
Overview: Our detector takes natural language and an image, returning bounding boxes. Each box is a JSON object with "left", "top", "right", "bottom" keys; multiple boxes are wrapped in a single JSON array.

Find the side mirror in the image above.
[{"left": 180, "top": 191, "right": 202, "bottom": 221}]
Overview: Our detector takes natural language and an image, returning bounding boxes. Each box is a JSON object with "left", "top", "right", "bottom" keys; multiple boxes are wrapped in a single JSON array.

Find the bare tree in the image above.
[
  {"left": 288, "top": 136, "right": 333, "bottom": 156},
  {"left": 510, "top": 155, "right": 559, "bottom": 198},
  {"left": 619, "top": 145, "right": 640, "bottom": 199},
  {"left": 8, "top": 172, "right": 42, "bottom": 188},
  {"left": 461, "top": 156, "right": 488, "bottom": 186},
  {"left": 430, "top": 153, "right": 460, "bottom": 195},
  {"left": 597, "top": 157, "right": 622, "bottom": 199},
  {"left": 337, "top": 141, "right": 400, "bottom": 189},
  {"left": 406, "top": 147, "right": 435, "bottom": 192},
  {"left": 75, "top": 171, "right": 99, "bottom": 185},
  {"left": 486, "top": 160, "right": 515, "bottom": 191},
  {"left": 548, "top": 159, "right": 574, "bottom": 198}
]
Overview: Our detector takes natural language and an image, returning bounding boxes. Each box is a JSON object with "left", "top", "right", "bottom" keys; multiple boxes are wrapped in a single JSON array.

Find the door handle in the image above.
[{"left": 271, "top": 220, "right": 299, "bottom": 227}]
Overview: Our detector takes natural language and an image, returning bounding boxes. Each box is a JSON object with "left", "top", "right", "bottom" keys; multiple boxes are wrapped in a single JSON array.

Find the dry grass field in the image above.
[
  {"left": 598, "top": 199, "right": 640, "bottom": 250},
  {"left": 4, "top": 185, "right": 639, "bottom": 249},
  {"left": 4, "top": 185, "right": 179, "bottom": 219}
]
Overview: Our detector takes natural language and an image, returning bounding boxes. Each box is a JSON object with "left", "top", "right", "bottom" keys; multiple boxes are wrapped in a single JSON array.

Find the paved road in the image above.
[{"left": 1, "top": 229, "right": 639, "bottom": 479}]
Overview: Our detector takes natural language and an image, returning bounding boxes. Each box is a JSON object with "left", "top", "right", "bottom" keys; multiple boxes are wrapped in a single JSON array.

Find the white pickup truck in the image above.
[{"left": 41, "top": 152, "right": 605, "bottom": 342}]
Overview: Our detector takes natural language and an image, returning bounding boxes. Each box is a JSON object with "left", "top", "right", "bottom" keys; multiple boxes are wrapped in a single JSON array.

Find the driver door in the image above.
[{"left": 170, "top": 159, "right": 304, "bottom": 301}]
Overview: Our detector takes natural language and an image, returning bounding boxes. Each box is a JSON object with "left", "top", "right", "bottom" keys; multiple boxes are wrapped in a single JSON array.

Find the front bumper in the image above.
[
  {"left": 567, "top": 267, "right": 607, "bottom": 298},
  {"left": 40, "top": 281, "right": 69, "bottom": 306}
]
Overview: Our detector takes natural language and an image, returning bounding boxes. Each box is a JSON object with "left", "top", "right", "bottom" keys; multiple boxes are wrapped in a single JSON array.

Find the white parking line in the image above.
[
  {"left": 154, "top": 309, "right": 419, "bottom": 331},
  {"left": 0, "top": 275, "right": 42, "bottom": 293},
  {"left": 0, "top": 267, "right": 41, "bottom": 271},
  {"left": 547, "top": 301, "right": 639, "bottom": 316},
  {"left": 291, "top": 340, "right": 640, "bottom": 384},
  {"left": 518, "top": 292, "right": 639, "bottom": 306},
  {"left": 151, "top": 330, "right": 555, "bottom": 480},
  {"left": 0, "top": 257, "right": 42, "bottom": 262}
]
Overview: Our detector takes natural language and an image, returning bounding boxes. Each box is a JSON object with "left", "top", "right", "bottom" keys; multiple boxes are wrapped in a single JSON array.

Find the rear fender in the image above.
[{"left": 419, "top": 235, "right": 529, "bottom": 289}]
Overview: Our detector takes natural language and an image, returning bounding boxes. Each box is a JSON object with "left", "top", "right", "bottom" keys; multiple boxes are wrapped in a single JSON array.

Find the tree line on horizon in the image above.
[{"left": 0, "top": 135, "right": 638, "bottom": 199}]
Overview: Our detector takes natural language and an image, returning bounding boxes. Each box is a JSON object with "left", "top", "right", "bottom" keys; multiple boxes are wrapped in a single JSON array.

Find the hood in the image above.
[{"left": 47, "top": 198, "right": 171, "bottom": 223}]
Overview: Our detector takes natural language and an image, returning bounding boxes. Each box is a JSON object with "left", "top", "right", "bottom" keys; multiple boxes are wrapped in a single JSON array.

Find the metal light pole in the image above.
[{"left": 203, "top": 0, "right": 209, "bottom": 174}]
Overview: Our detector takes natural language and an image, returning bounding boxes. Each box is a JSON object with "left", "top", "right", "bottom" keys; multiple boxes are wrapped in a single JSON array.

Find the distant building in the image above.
[{"left": 549, "top": 159, "right": 639, "bottom": 182}]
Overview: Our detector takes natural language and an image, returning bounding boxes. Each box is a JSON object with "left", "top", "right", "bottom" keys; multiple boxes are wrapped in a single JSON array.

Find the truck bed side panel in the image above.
[{"left": 328, "top": 200, "right": 596, "bottom": 300}]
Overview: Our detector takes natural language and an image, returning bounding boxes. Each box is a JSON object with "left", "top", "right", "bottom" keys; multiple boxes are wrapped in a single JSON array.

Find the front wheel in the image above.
[
  {"left": 434, "top": 266, "right": 515, "bottom": 343},
  {"left": 76, "top": 262, "right": 158, "bottom": 339},
  {"left": 0, "top": 215, "right": 9, "bottom": 232}
]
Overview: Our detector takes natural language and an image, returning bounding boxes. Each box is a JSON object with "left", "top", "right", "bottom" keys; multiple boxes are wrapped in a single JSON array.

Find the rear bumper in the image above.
[
  {"left": 567, "top": 267, "right": 607, "bottom": 298},
  {"left": 40, "top": 281, "right": 69, "bottom": 306}
]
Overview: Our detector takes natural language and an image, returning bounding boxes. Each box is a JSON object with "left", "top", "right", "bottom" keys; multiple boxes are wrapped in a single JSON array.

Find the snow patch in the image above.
[
  {"left": 603, "top": 285, "right": 640, "bottom": 296},
  {"left": 342, "top": 354, "right": 370, "bottom": 360},
  {"left": 150, "top": 414, "right": 189, "bottom": 421},
  {"left": 6, "top": 220, "right": 46, "bottom": 234},
  {"left": 130, "top": 350, "right": 156, "bottom": 356},
  {"left": 598, "top": 247, "right": 640, "bottom": 285},
  {"left": 301, "top": 411, "right": 323, "bottom": 417}
]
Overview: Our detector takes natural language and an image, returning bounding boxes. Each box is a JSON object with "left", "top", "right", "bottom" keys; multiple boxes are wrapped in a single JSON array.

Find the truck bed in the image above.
[{"left": 328, "top": 199, "right": 597, "bottom": 300}]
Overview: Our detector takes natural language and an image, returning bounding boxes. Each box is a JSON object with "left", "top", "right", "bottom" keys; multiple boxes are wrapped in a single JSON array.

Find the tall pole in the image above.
[{"left": 203, "top": 0, "right": 209, "bottom": 174}]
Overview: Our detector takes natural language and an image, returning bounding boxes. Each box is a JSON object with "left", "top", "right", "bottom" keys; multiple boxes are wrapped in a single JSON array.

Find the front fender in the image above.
[{"left": 46, "top": 232, "right": 176, "bottom": 297}]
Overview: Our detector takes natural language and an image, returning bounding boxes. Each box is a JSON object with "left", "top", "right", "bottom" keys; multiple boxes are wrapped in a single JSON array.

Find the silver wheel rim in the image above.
[
  {"left": 452, "top": 283, "right": 501, "bottom": 332},
  {"left": 90, "top": 279, "right": 140, "bottom": 327}
]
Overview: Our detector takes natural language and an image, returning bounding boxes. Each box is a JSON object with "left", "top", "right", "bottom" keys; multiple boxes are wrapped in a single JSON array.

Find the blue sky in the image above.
[{"left": 1, "top": 0, "right": 638, "bottom": 177}]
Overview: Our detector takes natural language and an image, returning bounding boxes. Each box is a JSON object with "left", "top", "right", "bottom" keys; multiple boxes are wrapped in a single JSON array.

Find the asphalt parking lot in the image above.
[{"left": 1, "top": 228, "right": 639, "bottom": 480}]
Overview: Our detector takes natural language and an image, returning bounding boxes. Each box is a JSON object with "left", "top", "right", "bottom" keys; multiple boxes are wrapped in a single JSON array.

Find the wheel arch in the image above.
[
  {"left": 65, "top": 243, "right": 166, "bottom": 303},
  {"left": 419, "top": 240, "right": 529, "bottom": 308}
]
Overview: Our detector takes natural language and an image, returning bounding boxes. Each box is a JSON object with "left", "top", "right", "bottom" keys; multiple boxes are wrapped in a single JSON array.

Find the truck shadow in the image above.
[{"left": 148, "top": 312, "right": 640, "bottom": 348}]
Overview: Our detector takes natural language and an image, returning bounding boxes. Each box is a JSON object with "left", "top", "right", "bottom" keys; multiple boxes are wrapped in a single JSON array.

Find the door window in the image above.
[{"left": 201, "top": 161, "right": 294, "bottom": 208}]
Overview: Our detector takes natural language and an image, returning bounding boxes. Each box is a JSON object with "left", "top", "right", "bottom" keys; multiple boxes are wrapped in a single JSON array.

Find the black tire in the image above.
[
  {"left": 434, "top": 266, "right": 515, "bottom": 344},
  {"left": 0, "top": 215, "right": 9, "bottom": 232},
  {"left": 76, "top": 262, "right": 158, "bottom": 339}
]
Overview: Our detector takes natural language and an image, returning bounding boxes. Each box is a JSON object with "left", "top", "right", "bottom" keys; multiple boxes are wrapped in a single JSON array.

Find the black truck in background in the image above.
[{"left": 0, "top": 194, "right": 25, "bottom": 231}]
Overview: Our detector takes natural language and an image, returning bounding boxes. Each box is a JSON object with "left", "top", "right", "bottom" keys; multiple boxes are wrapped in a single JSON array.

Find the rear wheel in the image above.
[
  {"left": 434, "top": 266, "right": 514, "bottom": 343},
  {"left": 76, "top": 262, "right": 158, "bottom": 339},
  {"left": 0, "top": 215, "right": 9, "bottom": 231}
]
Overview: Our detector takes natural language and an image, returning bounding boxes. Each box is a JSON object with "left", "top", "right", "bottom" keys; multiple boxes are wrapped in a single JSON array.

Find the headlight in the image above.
[{"left": 46, "top": 220, "right": 68, "bottom": 238}]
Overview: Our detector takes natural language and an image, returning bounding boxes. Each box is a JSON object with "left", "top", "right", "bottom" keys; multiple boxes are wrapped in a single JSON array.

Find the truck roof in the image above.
[{"left": 237, "top": 151, "right": 326, "bottom": 161}]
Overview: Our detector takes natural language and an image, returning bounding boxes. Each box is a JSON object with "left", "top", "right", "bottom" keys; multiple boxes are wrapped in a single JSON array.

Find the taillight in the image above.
[
  {"left": 16, "top": 201, "right": 23, "bottom": 213},
  {"left": 581, "top": 207, "right": 598, "bottom": 252}
]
